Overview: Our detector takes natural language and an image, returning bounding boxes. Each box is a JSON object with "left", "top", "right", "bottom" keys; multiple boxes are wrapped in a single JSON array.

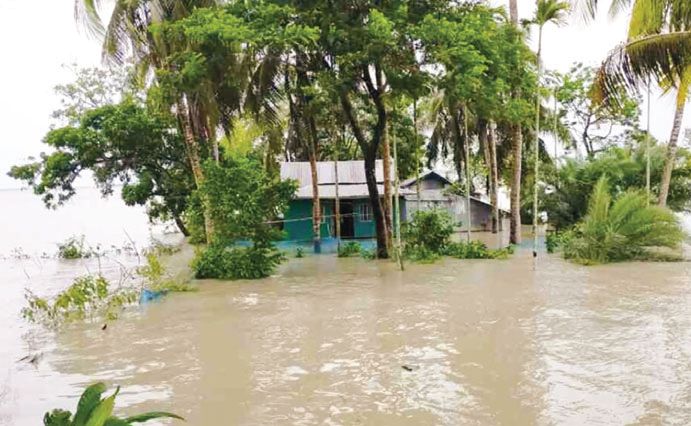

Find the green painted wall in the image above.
[
  {"left": 283, "top": 199, "right": 333, "bottom": 242},
  {"left": 284, "top": 199, "right": 402, "bottom": 241}
]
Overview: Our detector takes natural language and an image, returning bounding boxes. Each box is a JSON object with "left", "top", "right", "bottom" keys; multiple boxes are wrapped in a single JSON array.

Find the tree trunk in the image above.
[
  {"left": 173, "top": 213, "right": 190, "bottom": 237},
  {"left": 382, "top": 116, "right": 394, "bottom": 249},
  {"left": 489, "top": 122, "right": 499, "bottom": 233},
  {"left": 509, "top": 0, "right": 518, "bottom": 24},
  {"left": 508, "top": 0, "right": 522, "bottom": 245},
  {"left": 365, "top": 155, "right": 389, "bottom": 258},
  {"left": 308, "top": 115, "right": 321, "bottom": 252},
  {"left": 659, "top": 88, "right": 687, "bottom": 207},
  {"left": 178, "top": 96, "right": 213, "bottom": 242},
  {"left": 510, "top": 123, "right": 522, "bottom": 244},
  {"left": 309, "top": 149, "right": 321, "bottom": 252},
  {"left": 340, "top": 89, "right": 389, "bottom": 258},
  {"left": 534, "top": 26, "right": 543, "bottom": 257}
]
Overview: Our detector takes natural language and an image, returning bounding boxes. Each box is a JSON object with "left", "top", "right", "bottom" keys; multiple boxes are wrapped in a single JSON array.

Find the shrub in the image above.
[
  {"left": 402, "top": 209, "right": 454, "bottom": 254},
  {"left": 57, "top": 235, "right": 91, "bottom": 259},
  {"left": 545, "top": 232, "right": 573, "bottom": 254},
  {"left": 404, "top": 245, "right": 442, "bottom": 263},
  {"left": 338, "top": 241, "right": 362, "bottom": 258},
  {"left": 562, "top": 178, "right": 685, "bottom": 264},
  {"left": 360, "top": 247, "right": 376, "bottom": 259},
  {"left": 444, "top": 241, "right": 511, "bottom": 259},
  {"left": 192, "top": 243, "right": 283, "bottom": 280},
  {"left": 21, "top": 275, "right": 137, "bottom": 326},
  {"left": 295, "top": 247, "right": 305, "bottom": 258},
  {"left": 43, "top": 382, "right": 182, "bottom": 426},
  {"left": 138, "top": 252, "right": 197, "bottom": 293}
]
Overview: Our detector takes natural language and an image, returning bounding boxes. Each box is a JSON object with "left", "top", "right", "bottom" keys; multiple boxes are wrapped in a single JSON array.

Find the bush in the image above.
[
  {"left": 338, "top": 241, "right": 362, "bottom": 257},
  {"left": 21, "top": 275, "right": 138, "bottom": 326},
  {"left": 545, "top": 232, "right": 573, "bottom": 254},
  {"left": 402, "top": 209, "right": 454, "bottom": 254},
  {"left": 561, "top": 178, "right": 685, "bottom": 264},
  {"left": 404, "top": 245, "right": 442, "bottom": 263},
  {"left": 192, "top": 243, "right": 284, "bottom": 280},
  {"left": 138, "top": 252, "right": 197, "bottom": 293},
  {"left": 295, "top": 247, "right": 305, "bottom": 258},
  {"left": 444, "top": 241, "right": 511, "bottom": 259},
  {"left": 43, "top": 382, "right": 182, "bottom": 426},
  {"left": 57, "top": 235, "right": 91, "bottom": 259}
]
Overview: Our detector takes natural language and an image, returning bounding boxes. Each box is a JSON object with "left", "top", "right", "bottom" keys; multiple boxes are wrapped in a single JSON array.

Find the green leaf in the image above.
[
  {"left": 84, "top": 388, "right": 118, "bottom": 426},
  {"left": 73, "top": 382, "right": 108, "bottom": 426},
  {"left": 125, "top": 411, "right": 185, "bottom": 423},
  {"left": 43, "top": 409, "right": 72, "bottom": 426},
  {"left": 103, "top": 417, "right": 130, "bottom": 426}
]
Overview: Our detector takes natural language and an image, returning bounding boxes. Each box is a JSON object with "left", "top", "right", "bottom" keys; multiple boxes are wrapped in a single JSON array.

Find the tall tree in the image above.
[
  {"left": 589, "top": 0, "right": 691, "bottom": 206},
  {"left": 531, "top": 0, "right": 569, "bottom": 255},
  {"left": 508, "top": 0, "right": 523, "bottom": 244}
]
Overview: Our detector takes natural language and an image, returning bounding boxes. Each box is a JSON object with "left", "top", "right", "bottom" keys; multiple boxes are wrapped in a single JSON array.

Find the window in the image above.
[{"left": 359, "top": 204, "right": 372, "bottom": 222}]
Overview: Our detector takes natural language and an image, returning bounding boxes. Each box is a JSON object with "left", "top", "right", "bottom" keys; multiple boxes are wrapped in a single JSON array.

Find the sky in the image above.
[{"left": 0, "top": 0, "right": 689, "bottom": 189}]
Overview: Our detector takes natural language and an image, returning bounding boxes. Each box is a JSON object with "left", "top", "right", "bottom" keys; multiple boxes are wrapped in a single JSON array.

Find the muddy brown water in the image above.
[{"left": 2, "top": 233, "right": 691, "bottom": 426}]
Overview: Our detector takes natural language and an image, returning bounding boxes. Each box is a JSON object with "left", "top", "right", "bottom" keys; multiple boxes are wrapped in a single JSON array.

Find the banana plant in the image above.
[{"left": 43, "top": 383, "right": 183, "bottom": 426}]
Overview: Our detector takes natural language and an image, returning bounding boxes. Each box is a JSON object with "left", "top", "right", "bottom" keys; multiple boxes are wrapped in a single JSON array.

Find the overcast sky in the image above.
[{"left": 0, "top": 0, "right": 688, "bottom": 189}]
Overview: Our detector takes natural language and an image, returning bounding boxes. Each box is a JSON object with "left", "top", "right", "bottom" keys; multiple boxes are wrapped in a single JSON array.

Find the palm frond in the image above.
[
  {"left": 594, "top": 31, "right": 691, "bottom": 106},
  {"left": 74, "top": 0, "right": 106, "bottom": 38}
]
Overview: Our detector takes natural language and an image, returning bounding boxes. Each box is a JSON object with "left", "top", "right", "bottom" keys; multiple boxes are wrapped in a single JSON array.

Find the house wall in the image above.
[
  {"left": 283, "top": 199, "right": 334, "bottom": 242},
  {"left": 404, "top": 195, "right": 493, "bottom": 231}
]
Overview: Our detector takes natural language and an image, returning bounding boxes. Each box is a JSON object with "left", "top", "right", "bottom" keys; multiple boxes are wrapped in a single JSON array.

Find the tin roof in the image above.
[{"left": 280, "top": 160, "right": 384, "bottom": 186}]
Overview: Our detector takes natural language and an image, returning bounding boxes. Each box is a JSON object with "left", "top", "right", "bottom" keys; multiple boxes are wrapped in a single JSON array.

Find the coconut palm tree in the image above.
[
  {"left": 531, "top": 0, "right": 569, "bottom": 257},
  {"left": 508, "top": 0, "right": 523, "bottom": 245},
  {"left": 585, "top": 0, "right": 691, "bottom": 206}
]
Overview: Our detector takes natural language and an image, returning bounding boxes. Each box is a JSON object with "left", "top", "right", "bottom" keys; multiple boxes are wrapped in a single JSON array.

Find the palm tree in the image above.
[
  {"left": 508, "top": 0, "right": 523, "bottom": 245},
  {"left": 531, "top": 0, "right": 569, "bottom": 257},
  {"left": 586, "top": 0, "right": 691, "bottom": 206}
]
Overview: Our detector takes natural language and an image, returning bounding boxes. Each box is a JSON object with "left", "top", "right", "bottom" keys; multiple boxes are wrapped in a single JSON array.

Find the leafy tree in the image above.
[
  {"left": 189, "top": 155, "right": 297, "bottom": 279},
  {"left": 9, "top": 99, "right": 194, "bottom": 235},
  {"left": 557, "top": 63, "right": 641, "bottom": 155}
]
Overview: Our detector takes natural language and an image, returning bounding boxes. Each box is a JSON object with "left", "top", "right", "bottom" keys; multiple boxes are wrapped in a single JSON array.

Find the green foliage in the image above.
[
  {"left": 544, "top": 145, "right": 691, "bottom": 229},
  {"left": 402, "top": 209, "right": 455, "bottom": 254},
  {"left": 9, "top": 97, "right": 193, "bottom": 235},
  {"left": 43, "top": 382, "right": 182, "bottom": 426},
  {"left": 192, "top": 243, "right": 283, "bottom": 280},
  {"left": 444, "top": 241, "right": 512, "bottom": 259},
  {"left": 294, "top": 247, "right": 305, "bottom": 258},
  {"left": 560, "top": 177, "right": 685, "bottom": 264},
  {"left": 359, "top": 247, "right": 376, "bottom": 260},
  {"left": 188, "top": 156, "right": 295, "bottom": 280},
  {"left": 404, "top": 246, "right": 443, "bottom": 263},
  {"left": 138, "top": 252, "right": 197, "bottom": 293},
  {"left": 546, "top": 232, "right": 574, "bottom": 253},
  {"left": 337, "top": 242, "right": 362, "bottom": 258},
  {"left": 57, "top": 235, "right": 92, "bottom": 259},
  {"left": 21, "top": 276, "right": 137, "bottom": 327}
]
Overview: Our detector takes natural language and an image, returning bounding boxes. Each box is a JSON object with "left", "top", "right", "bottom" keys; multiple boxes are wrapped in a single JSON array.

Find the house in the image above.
[
  {"left": 399, "top": 170, "right": 508, "bottom": 231},
  {"left": 279, "top": 160, "right": 412, "bottom": 241},
  {"left": 279, "top": 162, "right": 506, "bottom": 243}
]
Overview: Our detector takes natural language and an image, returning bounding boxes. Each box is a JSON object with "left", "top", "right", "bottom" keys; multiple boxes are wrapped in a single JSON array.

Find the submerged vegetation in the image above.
[
  {"left": 402, "top": 209, "right": 513, "bottom": 263},
  {"left": 57, "top": 235, "right": 92, "bottom": 259},
  {"left": 43, "top": 382, "right": 182, "bottom": 426},
  {"left": 21, "top": 275, "right": 137, "bottom": 326},
  {"left": 549, "top": 178, "right": 685, "bottom": 264}
]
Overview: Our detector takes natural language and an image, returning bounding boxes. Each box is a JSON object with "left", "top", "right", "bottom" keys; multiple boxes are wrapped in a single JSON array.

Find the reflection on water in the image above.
[{"left": 2, "top": 237, "right": 691, "bottom": 425}]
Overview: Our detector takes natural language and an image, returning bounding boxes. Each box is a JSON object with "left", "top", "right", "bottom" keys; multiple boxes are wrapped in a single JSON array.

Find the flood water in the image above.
[{"left": 2, "top": 188, "right": 691, "bottom": 425}]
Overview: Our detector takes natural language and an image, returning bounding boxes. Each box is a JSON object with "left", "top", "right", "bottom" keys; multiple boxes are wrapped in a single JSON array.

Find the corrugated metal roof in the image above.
[
  {"left": 400, "top": 169, "right": 451, "bottom": 188},
  {"left": 294, "top": 184, "right": 415, "bottom": 199},
  {"left": 280, "top": 160, "right": 384, "bottom": 186}
]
